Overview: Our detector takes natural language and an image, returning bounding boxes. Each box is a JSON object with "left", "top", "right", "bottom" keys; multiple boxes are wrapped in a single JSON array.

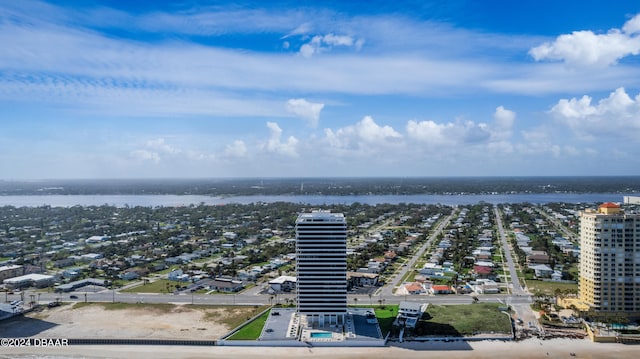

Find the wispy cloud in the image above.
[{"left": 2, "top": 1, "right": 640, "bottom": 178}]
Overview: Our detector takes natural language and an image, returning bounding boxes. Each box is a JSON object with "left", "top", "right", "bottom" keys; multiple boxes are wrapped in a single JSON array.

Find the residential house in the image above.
[
  {"left": 530, "top": 264, "right": 553, "bottom": 278},
  {"left": 208, "top": 277, "right": 244, "bottom": 293},
  {"left": 404, "top": 282, "right": 426, "bottom": 295},
  {"left": 268, "top": 275, "right": 296, "bottom": 293},
  {"left": 551, "top": 271, "right": 563, "bottom": 281},
  {"left": 527, "top": 251, "right": 550, "bottom": 265},
  {"left": 167, "top": 269, "right": 184, "bottom": 281},
  {"left": 419, "top": 263, "right": 442, "bottom": 276},
  {"left": 397, "top": 301, "right": 429, "bottom": 328},
  {"left": 430, "top": 285, "right": 453, "bottom": 295},
  {"left": 473, "top": 279, "right": 500, "bottom": 294},
  {"left": 473, "top": 265, "right": 493, "bottom": 279},
  {"left": 472, "top": 249, "right": 492, "bottom": 261},
  {"left": 347, "top": 272, "right": 379, "bottom": 287}
]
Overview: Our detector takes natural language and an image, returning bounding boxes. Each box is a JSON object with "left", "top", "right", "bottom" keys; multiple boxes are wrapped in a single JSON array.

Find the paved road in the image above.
[
  {"left": 493, "top": 206, "right": 539, "bottom": 329},
  {"left": 379, "top": 209, "right": 456, "bottom": 298},
  {"left": 6, "top": 289, "right": 532, "bottom": 309},
  {"left": 534, "top": 207, "right": 579, "bottom": 242},
  {"left": 494, "top": 206, "right": 526, "bottom": 296}
]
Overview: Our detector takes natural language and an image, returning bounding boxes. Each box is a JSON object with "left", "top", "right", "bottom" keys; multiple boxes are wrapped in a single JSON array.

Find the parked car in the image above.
[{"left": 70, "top": 295, "right": 78, "bottom": 299}]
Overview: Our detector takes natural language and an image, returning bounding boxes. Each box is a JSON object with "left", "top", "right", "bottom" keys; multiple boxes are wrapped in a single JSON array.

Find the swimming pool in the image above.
[{"left": 309, "top": 332, "right": 333, "bottom": 338}]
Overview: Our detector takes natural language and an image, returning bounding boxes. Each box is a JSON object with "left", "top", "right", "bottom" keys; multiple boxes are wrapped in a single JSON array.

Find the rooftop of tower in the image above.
[{"left": 296, "top": 211, "right": 345, "bottom": 223}]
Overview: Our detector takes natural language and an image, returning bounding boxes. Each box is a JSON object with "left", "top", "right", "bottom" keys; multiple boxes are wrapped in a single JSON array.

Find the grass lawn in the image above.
[
  {"left": 526, "top": 280, "right": 578, "bottom": 296},
  {"left": 226, "top": 309, "right": 270, "bottom": 340},
  {"left": 398, "top": 270, "right": 416, "bottom": 284},
  {"left": 420, "top": 303, "right": 511, "bottom": 336},
  {"left": 120, "top": 279, "right": 182, "bottom": 293},
  {"left": 374, "top": 305, "right": 399, "bottom": 336}
]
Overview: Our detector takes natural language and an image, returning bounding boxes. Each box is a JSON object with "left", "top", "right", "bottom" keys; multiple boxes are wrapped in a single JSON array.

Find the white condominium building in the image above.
[
  {"left": 295, "top": 210, "right": 347, "bottom": 326},
  {"left": 579, "top": 202, "right": 640, "bottom": 320}
]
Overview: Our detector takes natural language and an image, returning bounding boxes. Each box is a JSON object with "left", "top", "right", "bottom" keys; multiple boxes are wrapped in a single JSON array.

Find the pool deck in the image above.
[{"left": 255, "top": 307, "right": 386, "bottom": 346}]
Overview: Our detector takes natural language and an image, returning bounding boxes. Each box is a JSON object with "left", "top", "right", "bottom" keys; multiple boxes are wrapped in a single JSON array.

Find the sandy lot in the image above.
[{"left": 0, "top": 303, "right": 242, "bottom": 339}]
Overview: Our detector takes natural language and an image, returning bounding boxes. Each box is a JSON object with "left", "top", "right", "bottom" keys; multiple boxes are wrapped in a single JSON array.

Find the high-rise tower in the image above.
[
  {"left": 579, "top": 202, "right": 640, "bottom": 320},
  {"left": 295, "top": 210, "right": 347, "bottom": 327}
]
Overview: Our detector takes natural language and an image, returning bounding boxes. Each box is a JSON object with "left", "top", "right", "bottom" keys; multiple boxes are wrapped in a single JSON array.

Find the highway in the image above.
[{"left": 7, "top": 286, "right": 532, "bottom": 309}]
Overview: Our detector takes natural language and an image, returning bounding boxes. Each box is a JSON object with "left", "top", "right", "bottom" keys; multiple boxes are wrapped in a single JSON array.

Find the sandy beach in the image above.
[
  {"left": 1, "top": 338, "right": 639, "bottom": 359},
  {"left": 1, "top": 304, "right": 638, "bottom": 359}
]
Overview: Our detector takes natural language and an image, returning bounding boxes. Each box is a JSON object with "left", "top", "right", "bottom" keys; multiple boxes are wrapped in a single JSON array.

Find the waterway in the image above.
[{"left": 0, "top": 193, "right": 632, "bottom": 208}]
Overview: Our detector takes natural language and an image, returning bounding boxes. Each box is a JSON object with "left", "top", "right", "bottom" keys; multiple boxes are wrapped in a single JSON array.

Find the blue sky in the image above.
[{"left": 2, "top": 0, "right": 640, "bottom": 179}]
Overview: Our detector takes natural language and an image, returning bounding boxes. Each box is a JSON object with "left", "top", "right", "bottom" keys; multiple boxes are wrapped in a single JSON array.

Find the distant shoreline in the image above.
[
  {"left": 0, "top": 192, "right": 635, "bottom": 207},
  {"left": 1, "top": 176, "right": 639, "bottom": 198}
]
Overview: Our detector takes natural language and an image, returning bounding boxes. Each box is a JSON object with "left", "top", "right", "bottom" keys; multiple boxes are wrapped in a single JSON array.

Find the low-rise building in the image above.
[
  {"left": 55, "top": 278, "right": 105, "bottom": 292},
  {"left": 0, "top": 265, "right": 23, "bottom": 282},
  {"left": 473, "top": 279, "right": 500, "bottom": 294},
  {"left": 430, "top": 285, "right": 453, "bottom": 295},
  {"left": 530, "top": 264, "right": 554, "bottom": 278},
  {"left": 347, "top": 272, "right": 379, "bottom": 287},
  {"left": 269, "top": 275, "right": 296, "bottom": 293},
  {"left": 208, "top": 277, "right": 244, "bottom": 293},
  {"left": 404, "top": 282, "right": 426, "bottom": 295},
  {"left": 527, "top": 251, "right": 550, "bottom": 265},
  {"left": 3, "top": 274, "right": 54, "bottom": 289}
]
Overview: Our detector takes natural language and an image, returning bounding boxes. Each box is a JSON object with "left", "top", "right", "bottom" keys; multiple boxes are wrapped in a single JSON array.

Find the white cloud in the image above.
[
  {"left": 224, "top": 140, "right": 248, "bottom": 158},
  {"left": 550, "top": 87, "right": 640, "bottom": 139},
  {"left": 623, "top": 14, "right": 640, "bottom": 35},
  {"left": 145, "top": 138, "right": 181, "bottom": 155},
  {"left": 322, "top": 34, "right": 354, "bottom": 46},
  {"left": 530, "top": 14, "right": 640, "bottom": 67},
  {"left": 406, "top": 120, "right": 450, "bottom": 146},
  {"left": 406, "top": 119, "right": 491, "bottom": 146},
  {"left": 549, "top": 95, "right": 597, "bottom": 118},
  {"left": 129, "top": 149, "right": 160, "bottom": 163},
  {"left": 298, "top": 33, "right": 363, "bottom": 58},
  {"left": 128, "top": 138, "right": 184, "bottom": 164},
  {"left": 355, "top": 116, "right": 401, "bottom": 142},
  {"left": 299, "top": 43, "right": 316, "bottom": 58},
  {"left": 286, "top": 98, "right": 325, "bottom": 127},
  {"left": 264, "top": 122, "right": 299, "bottom": 157},
  {"left": 493, "top": 106, "right": 515, "bottom": 129},
  {"left": 324, "top": 116, "right": 402, "bottom": 156},
  {"left": 491, "top": 106, "right": 516, "bottom": 143}
]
